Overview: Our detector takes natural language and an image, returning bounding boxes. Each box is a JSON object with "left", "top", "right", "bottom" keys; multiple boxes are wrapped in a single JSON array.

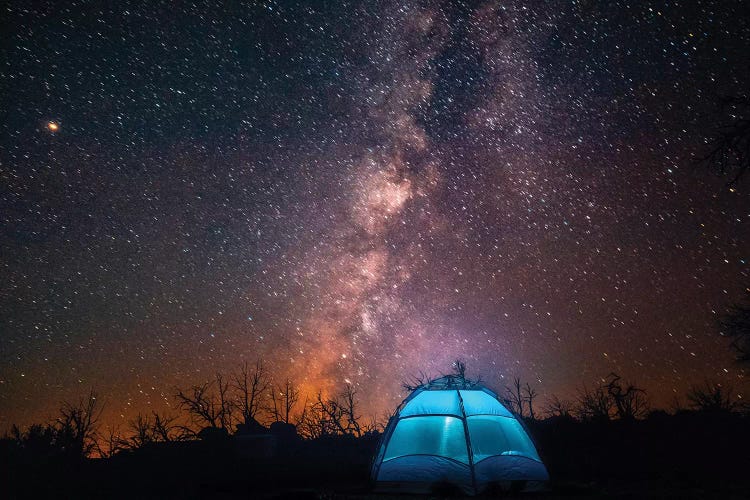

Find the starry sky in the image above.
[{"left": 1, "top": 0, "right": 749, "bottom": 430}]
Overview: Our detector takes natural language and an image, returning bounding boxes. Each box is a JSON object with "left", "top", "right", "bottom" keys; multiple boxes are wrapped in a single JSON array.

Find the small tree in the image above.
[
  {"left": 233, "top": 360, "right": 270, "bottom": 425},
  {"left": 96, "top": 424, "right": 125, "bottom": 458},
  {"left": 721, "top": 290, "right": 750, "bottom": 362},
  {"left": 339, "top": 383, "right": 365, "bottom": 436},
  {"left": 297, "top": 392, "right": 342, "bottom": 438},
  {"left": 605, "top": 373, "right": 649, "bottom": 420},
  {"left": 55, "top": 390, "right": 103, "bottom": 458},
  {"left": 701, "top": 95, "right": 750, "bottom": 184},
  {"left": 175, "top": 373, "right": 234, "bottom": 432},
  {"left": 9, "top": 392, "right": 102, "bottom": 460},
  {"left": 523, "top": 382, "right": 539, "bottom": 420},
  {"left": 268, "top": 378, "right": 300, "bottom": 424},
  {"left": 124, "top": 411, "right": 181, "bottom": 449},
  {"left": 686, "top": 380, "right": 741, "bottom": 413},
  {"left": 297, "top": 384, "right": 372, "bottom": 439},
  {"left": 503, "top": 377, "right": 525, "bottom": 416},
  {"left": 9, "top": 423, "right": 58, "bottom": 459},
  {"left": 543, "top": 394, "right": 574, "bottom": 418},
  {"left": 151, "top": 411, "right": 181, "bottom": 442},
  {"left": 127, "top": 413, "right": 154, "bottom": 449},
  {"left": 575, "top": 383, "right": 614, "bottom": 422}
]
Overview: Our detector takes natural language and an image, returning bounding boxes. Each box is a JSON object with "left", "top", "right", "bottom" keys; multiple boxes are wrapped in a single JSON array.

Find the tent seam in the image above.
[{"left": 456, "top": 389, "right": 478, "bottom": 495}]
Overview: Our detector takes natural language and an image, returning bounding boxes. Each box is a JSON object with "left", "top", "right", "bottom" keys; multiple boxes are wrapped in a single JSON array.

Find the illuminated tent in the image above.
[{"left": 371, "top": 375, "right": 549, "bottom": 495}]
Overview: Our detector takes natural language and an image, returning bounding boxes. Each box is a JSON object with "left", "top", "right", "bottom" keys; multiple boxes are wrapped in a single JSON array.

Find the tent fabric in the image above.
[
  {"left": 384, "top": 416, "right": 469, "bottom": 463},
  {"left": 372, "top": 376, "right": 549, "bottom": 495},
  {"left": 466, "top": 415, "right": 540, "bottom": 462},
  {"left": 377, "top": 455, "right": 471, "bottom": 484},
  {"left": 474, "top": 455, "right": 550, "bottom": 483},
  {"left": 459, "top": 390, "right": 515, "bottom": 417},
  {"left": 399, "top": 390, "right": 463, "bottom": 417}
]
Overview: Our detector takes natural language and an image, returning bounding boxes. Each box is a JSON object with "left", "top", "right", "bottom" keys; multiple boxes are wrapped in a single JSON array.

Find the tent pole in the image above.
[{"left": 456, "top": 389, "right": 478, "bottom": 495}]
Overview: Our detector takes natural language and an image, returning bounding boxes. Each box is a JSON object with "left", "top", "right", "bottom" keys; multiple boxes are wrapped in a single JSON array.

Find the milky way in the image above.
[{"left": 1, "top": 1, "right": 748, "bottom": 429}]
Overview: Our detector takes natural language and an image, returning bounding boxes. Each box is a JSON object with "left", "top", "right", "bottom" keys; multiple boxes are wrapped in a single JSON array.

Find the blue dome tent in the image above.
[{"left": 371, "top": 374, "right": 549, "bottom": 495}]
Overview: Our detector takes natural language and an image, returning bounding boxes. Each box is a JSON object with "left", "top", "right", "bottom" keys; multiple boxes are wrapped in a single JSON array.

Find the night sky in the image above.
[{"left": 1, "top": 0, "right": 749, "bottom": 430}]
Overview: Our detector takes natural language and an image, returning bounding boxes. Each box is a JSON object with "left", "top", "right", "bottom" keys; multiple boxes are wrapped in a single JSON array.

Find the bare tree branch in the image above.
[
  {"left": 605, "top": 373, "right": 649, "bottom": 420},
  {"left": 175, "top": 373, "right": 233, "bottom": 431},
  {"left": 504, "top": 377, "right": 525, "bottom": 417},
  {"left": 700, "top": 95, "right": 750, "bottom": 185},
  {"left": 402, "top": 370, "right": 431, "bottom": 391},
  {"left": 296, "top": 384, "right": 372, "bottom": 439},
  {"left": 575, "top": 383, "right": 614, "bottom": 422},
  {"left": 720, "top": 289, "right": 750, "bottom": 362},
  {"left": 543, "top": 394, "right": 574, "bottom": 418},
  {"left": 687, "top": 380, "right": 742, "bottom": 413},
  {"left": 523, "top": 382, "right": 538, "bottom": 420},
  {"left": 232, "top": 360, "right": 270, "bottom": 425},
  {"left": 268, "top": 378, "right": 300, "bottom": 424},
  {"left": 56, "top": 390, "right": 104, "bottom": 457}
]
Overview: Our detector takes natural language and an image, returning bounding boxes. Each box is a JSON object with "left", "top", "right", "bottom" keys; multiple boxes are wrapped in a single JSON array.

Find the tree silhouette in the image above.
[
  {"left": 151, "top": 411, "right": 181, "bottom": 441},
  {"left": 297, "top": 384, "right": 371, "bottom": 439},
  {"left": 702, "top": 95, "right": 750, "bottom": 184},
  {"left": 123, "top": 411, "right": 181, "bottom": 449},
  {"left": 339, "top": 383, "right": 367, "bottom": 436},
  {"left": 572, "top": 375, "right": 649, "bottom": 421},
  {"left": 9, "top": 423, "right": 58, "bottom": 459},
  {"left": 523, "top": 382, "right": 539, "bottom": 420},
  {"left": 97, "top": 424, "right": 125, "bottom": 458},
  {"left": 175, "top": 373, "right": 233, "bottom": 433},
  {"left": 686, "top": 380, "right": 742, "bottom": 413},
  {"left": 268, "top": 378, "right": 300, "bottom": 424},
  {"left": 721, "top": 290, "right": 750, "bottom": 362},
  {"left": 55, "top": 390, "right": 103, "bottom": 458},
  {"left": 232, "top": 359, "right": 270, "bottom": 426},
  {"left": 127, "top": 413, "right": 154, "bottom": 449},
  {"left": 9, "top": 391, "right": 103, "bottom": 460},
  {"left": 605, "top": 373, "right": 649, "bottom": 420},
  {"left": 503, "top": 377, "right": 525, "bottom": 416},
  {"left": 299, "top": 392, "right": 342, "bottom": 438},
  {"left": 543, "top": 394, "right": 574, "bottom": 418},
  {"left": 575, "top": 383, "right": 614, "bottom": 422}
]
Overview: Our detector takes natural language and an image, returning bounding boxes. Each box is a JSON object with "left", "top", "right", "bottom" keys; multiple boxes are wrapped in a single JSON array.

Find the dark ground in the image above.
[{"left": 3, "top": 411, "right": 749, "bottom": 499}]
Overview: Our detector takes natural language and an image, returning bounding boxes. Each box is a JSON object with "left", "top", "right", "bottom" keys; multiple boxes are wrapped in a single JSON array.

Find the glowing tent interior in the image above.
[{"left": 371, "top": 374, "right": 549, "bottom": 495}]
